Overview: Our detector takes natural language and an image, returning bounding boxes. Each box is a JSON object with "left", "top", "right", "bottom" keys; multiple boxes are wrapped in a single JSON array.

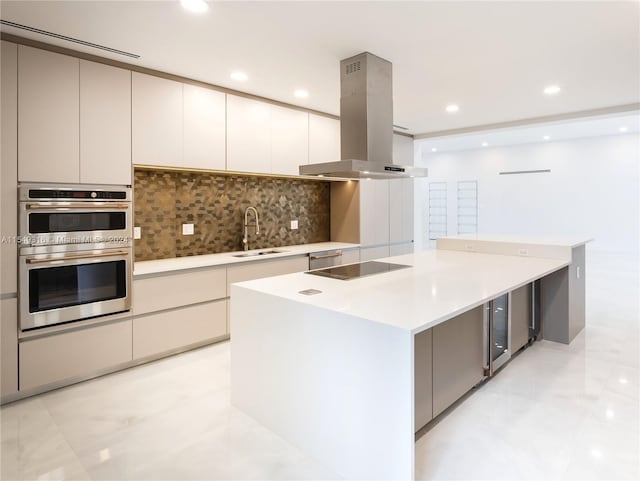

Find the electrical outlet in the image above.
[
  {"left": 133, "top": 226, "right": 141, "bottom": 240},
  {"left": 465, "top": 243, "right": 475, "bottom": 251},
  {"left": 182, "top": 223, "right": 194, "bottom": 235},
  {"left": 518, "top": 248, "right": 529, "bottom": 256},
  {"left": 290, "top": 220, "right": 299, "bottom": 230}
]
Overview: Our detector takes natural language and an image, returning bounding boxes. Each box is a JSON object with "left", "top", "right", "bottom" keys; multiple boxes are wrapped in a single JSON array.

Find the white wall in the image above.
[{"left": 415, "top": 134, "right": 640, "bottom": 254}]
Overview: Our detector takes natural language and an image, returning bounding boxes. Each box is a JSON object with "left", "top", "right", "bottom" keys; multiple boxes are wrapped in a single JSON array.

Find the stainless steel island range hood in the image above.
[{"left": 300, "top": 52, "right": 427, "bottom": 179}]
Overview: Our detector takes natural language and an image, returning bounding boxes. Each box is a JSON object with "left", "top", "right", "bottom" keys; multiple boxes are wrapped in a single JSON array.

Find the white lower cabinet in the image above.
[
  {"left": 19, "top": 319, "right": 133, "bottom": 391},
  {"left": 133, "top": 267, "right": 226, "bottom": 315},
  {"left": 133, "top": 299, "right": 227, "bottom": 360},
  {"left": 226, "top": 255, "right": 309, "bottom": 294}
]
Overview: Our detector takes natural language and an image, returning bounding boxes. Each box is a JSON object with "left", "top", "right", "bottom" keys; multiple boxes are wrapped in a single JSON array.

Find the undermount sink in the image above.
[{"left": 232, "top": 250, "right": 285, "bottom": 258}]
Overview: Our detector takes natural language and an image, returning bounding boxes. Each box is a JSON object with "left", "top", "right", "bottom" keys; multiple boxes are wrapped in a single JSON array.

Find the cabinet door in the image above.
[
  {"left": 414, "top": 328, "right": 432, "bottom": 431},
  {"left": 80, "top": 60, "right": 131, "bottom": 185},
  {"left": 132, "top": 72, "right": 183, "bottom": 167},
  {"left": 226, "top": 95, "right": 270, "bottom": 173},
  {"left": 511, "top": 284, "right": 531, "bottom": 352},
  {"left": 389, "top": 178, "right": 414, "bottom": 243},
  {"left": 271, "top": 105, "right": 308, "bottom": 176},
  {"left": 18, "top": 45, "right": 79, "bottom": 183},
  {"left": 359, "top": 245, "right": 390, "bottom": 262},
  {"left": 359, "top": 179, "right": 390, "bottom": 247},
  {"left": 1, "top": 298, "right": 18, "bottom": 397},
  {"left": 308, "top": 114, "right": 340, "bottom": 164},
  {"left": 183, "top": 84, "right": 226, "bottom": 171},
  {"left": 432, "top": 306, "right": 484, "bottom": 417},
  {"left": 1, "top": 41, "right": 18, "bottom": 296}
]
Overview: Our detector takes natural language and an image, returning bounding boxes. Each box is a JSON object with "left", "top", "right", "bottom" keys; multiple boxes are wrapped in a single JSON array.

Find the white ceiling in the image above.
[
  {"left": 416, "top": 112, "right": 640, "bottom": 155},
  {"left": 1, "top": 1, "right": 639, "bottom": 135}
]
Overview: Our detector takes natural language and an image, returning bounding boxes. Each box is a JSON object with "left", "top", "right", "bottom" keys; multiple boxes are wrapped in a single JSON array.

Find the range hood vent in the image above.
[{"left": 300, "top": 52, "right": 427, "bottom": 180}]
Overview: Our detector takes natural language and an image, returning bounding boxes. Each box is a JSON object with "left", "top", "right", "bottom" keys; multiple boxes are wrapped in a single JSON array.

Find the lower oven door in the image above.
[{"left": 19, "top": 248, "right": 132, "bottom": 331}]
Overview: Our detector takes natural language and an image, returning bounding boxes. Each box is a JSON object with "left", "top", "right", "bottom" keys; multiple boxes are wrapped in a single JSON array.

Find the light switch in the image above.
[
  {"left": 290, "top": 220, "right": 299, "bottom": 230},
  {"left": 133, "top": 226, "right": 141, "bottom": 240},
  {"left": 182, "top": 223, "right": 194, "bottom": 235}
]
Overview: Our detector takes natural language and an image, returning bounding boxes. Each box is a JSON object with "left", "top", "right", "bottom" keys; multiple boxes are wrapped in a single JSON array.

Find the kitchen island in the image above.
[{"left": 230, "top": 237, "right": 590, "bottom": 479}]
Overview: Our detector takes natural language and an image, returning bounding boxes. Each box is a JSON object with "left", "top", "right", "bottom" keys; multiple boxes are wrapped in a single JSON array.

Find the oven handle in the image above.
[
  {"left": 309, "top": 251, "right": 343, "bottom": 260},
  {"left": 26, "top": 202, "right": 130, "bottom": 210},
  {"left": 26, "top": 250, "right": 130, "bottom": 264}
]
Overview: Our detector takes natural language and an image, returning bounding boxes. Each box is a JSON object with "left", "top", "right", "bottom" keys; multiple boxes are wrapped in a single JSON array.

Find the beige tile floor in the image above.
[{"left": 1, "top": 250, "right": 638, "bottom": 480}]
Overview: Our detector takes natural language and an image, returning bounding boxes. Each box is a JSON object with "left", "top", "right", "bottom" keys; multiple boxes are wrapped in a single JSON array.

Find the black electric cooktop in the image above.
[{"left": 305, "top": 261, "right": 411, "bottom": 281}]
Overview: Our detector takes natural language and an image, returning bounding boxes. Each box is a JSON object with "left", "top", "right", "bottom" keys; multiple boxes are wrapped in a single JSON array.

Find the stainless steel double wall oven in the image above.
[{"left": 19, "top": 184, "right": 133, "bottom": 331}]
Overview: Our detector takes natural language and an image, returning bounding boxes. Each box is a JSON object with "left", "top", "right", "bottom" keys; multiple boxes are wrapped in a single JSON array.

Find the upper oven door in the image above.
[
  {"left": 20, "top": 201, "right": 132, "bottom": 252},
  {"left": 19, "top": 248, "right": 132, "bottom": 331}
]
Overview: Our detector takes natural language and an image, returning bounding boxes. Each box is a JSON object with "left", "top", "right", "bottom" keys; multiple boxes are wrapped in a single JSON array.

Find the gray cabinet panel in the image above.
[
  {"left": 1, "top": 41, "right": 18, "bottom": 295},
  {"left": 18, "top": 45, "right": 79, "bottom": 183},
  {"left": 432, "top": 306, "right": 484, "bottom": 417},
  {"left": 511, "top": 284, "right": 531, "bottom": 352},
  {"left": 414, "top": 328, "right": 432, "bottom": 431},
  {"left": 1, "top": 299, "right": 18, "bottom": 397},
  {"left": 80, "top": 60, "right": 132, "bottom": 185}
]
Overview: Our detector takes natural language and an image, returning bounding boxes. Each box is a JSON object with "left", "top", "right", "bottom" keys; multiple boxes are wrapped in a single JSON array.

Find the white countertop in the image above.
[
  {"left": 133, "top": 242, "right": 359, "bottom": 277},
  {"left": 233, "top": 249, "right": 568, "bottom": 334},
  {"left": 440, "top": 233, "right": 592, "bottom": 248}
]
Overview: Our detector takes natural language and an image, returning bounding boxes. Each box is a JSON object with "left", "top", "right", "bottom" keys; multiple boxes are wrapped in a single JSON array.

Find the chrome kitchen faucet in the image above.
[{"left": 242, "top": 206, "right": 260, "bottom": 250}]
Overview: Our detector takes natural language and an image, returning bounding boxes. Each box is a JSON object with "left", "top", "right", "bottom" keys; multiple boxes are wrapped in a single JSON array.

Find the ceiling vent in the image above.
[{"left": 0, "top": 20, "right": 140, "bottom": 59}]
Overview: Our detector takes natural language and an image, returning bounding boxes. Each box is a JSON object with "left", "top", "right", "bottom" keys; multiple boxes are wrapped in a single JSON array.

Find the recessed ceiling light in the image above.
[
  {"left": 431, "top": 148, "right": 438, "bottom": 152},
  {"left": 180, "top": 0, "right": 209, "bottom": 13},
  {"left": 481, "top": 142, "right": 488, "bottom": 147},
  {"left": 230, "top": 71, "right": 248, "bottom": 82},
  {"left": 317, "top": 174, "right": 325, "bottom": 177},
  {"left": 294, "top": 89, "right": 309, "bottom": 98},
  {"left": 445, "top": 104, "right": 459, "bottom": 113},
  {"left": 363, "top": 171, "right": 369, "bottom": 174},
  {"left": 543, "top": 85, "right": 561, "bottom": 95},
  {"left": 619, "top": 126, "right": 628, "bottom": 133},
  {"left": 543, "top": 136, "right": 550, "bottom": 141}
]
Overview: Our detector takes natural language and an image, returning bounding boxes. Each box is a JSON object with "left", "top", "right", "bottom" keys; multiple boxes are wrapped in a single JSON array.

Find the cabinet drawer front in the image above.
[
  {"left": 133, "top": 267, "right": 226, "bottom": 315},
  {"left": 19, "top": 319, "right": 132, "bottom": 391},
  {"left": 133, "top": 299, "right": 227, "bottom": 360},
  {"left": 227, "top": 256, "right": 309, "bottom": 295}
]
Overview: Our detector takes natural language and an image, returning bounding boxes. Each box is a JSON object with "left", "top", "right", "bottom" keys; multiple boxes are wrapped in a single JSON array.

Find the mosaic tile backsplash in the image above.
[{"left": 134, "top": 169, "right": 331, "bottom": 261}]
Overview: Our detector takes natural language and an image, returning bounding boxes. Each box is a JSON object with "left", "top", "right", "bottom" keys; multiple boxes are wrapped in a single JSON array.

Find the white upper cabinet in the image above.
[
  {"left": 132, "top": 72, "right": 183, "bottom": 167},
  {"left": 226, "top": 95, "right": 271, "bottom": 174},
  {"left": 393, "top": 134, "right": 414, "bottom": 165},
  {"left": 80, "top": 60, "right": 132, "bottom": 185},
  {"left": 183, "top": 84, "right": 226, "bottom": 171},
  {"left": 271, "top": 105, "right": 308, "bottom": 176},
  {"left": 389, "top": 178, "right": 414, "bottom": 243},
  {"left": 18, "top": 45, "right": 79, "bottom": 183},
  {"left": 308, "top": 113, "right": 340, "bottom": 164},
  {"left": 359, "top": 179, "right": 390, "bottom": 247}
]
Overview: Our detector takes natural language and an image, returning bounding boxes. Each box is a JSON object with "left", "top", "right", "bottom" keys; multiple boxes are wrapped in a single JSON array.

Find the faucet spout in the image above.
[{"left": 243, "top": 206, "right": 260, "bottom": 250}]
